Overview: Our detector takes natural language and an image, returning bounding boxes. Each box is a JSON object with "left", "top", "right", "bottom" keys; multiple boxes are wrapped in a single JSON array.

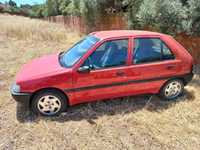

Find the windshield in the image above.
[{"left": 59, "top": 35, "right": 100, "bottom": 68}]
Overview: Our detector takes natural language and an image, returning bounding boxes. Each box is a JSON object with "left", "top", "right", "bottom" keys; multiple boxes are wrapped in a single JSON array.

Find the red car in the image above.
[{"left": 11, "top": 30, "right": 194, "bottom": 116}]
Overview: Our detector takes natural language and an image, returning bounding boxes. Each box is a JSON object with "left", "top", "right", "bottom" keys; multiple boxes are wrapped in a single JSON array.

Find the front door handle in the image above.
[{"left": 116, "top": 71, "right": 126, "bottom": 76}]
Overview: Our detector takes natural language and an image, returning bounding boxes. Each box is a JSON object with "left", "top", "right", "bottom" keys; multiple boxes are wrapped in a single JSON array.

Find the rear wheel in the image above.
[
  {"left": 160, "top": 79, "right": 184, "bottom": 100},
  {"left": 31, "top": 90, "right": 67, "bottom": 116}
]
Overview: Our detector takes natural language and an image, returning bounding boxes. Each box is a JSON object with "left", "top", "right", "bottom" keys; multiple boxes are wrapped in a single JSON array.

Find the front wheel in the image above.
[
  {"left": 159, "top": 79, "right": 184, "bottom": 100},
  {"left": 31, "top": 90, "right": 67, "bottom": 116}
]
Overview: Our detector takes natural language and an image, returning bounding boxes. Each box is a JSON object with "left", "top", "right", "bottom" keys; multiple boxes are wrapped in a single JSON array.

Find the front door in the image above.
[{"left": 72, "top": 38, "right": 131, "bottom": 104}]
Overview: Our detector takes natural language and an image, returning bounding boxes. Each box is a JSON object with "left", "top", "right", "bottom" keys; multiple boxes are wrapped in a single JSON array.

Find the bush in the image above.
[
  {"left": 135, "top": 0, "right": 185, "bottom": 34},
  {"left": 6, "top": 6, "right": 21, "bottom": 15},
  {"left": 127, "top": 0, "right": 200, "bottom": 36},
  {"left": 61, "top": 0, "right": 81, "bottom": 16},
  {"left": 157, "top": 0, "right": 186, "bottom": 34},
  {"left": 8, "top": 0, "right": 16, "bottom": 7},
  {"left": 125, "top": 0, "right": 143, "bottom": 29},
  {"left": 183, "top": 0, "right": 200, "bottom": 35},
  {"left": 80, "top": 0, "right": 98, "bottom": 32},
  {"left": 58, "top": 0, "right": 71, "bottom": 15},
  {"left": 45, "top": 0, "right": 60, "bottom": 16},
  {"left": 0, "top": 5, "right": 4, "bottom": 13},
  {"left": 136, "top": 0, "right": 157, "bottom": 29}
]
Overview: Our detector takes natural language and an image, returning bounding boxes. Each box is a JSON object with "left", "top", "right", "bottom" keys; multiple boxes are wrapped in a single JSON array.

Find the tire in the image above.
[
  {"left": 159, "top": 79, "right": 184, "bottom": 101},
  {"left": 31, "top": 90, "right": 67, "bottom": 116}
]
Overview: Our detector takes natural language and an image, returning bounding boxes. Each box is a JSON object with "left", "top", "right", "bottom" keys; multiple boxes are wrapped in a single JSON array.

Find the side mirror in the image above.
[{"left": 78, "top": 66, "right": 90, "bottom": 73}]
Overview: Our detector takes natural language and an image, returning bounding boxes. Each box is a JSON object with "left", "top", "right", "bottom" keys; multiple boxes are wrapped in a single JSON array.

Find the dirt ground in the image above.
[{"left": 0, "top": 14, "right": 200, "bottom": 150}]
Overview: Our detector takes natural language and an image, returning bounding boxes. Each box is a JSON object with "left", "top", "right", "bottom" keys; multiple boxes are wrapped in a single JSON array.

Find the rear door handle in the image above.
[
  {"left": 166, "top": 65, "right": 176, "bottom": 70},
  {"left": 116, "top": 71, "right": 126, "bottom": 76}
]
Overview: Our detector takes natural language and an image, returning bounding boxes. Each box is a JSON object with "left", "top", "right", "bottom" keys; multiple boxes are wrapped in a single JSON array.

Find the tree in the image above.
[
  {"left": 183, "top": 0, "right": 200, "bottom": 35},
  {"left": 136, "top": 0, "right": 157, "bottom": 29},
  {"left": 9, "top": 0, "right": 17, "bottom": 7},
  {"left": 180, "top": 0, "right": 189, "bottom": 5},
  {"left": 20, "top": 4, "right": 32, "bottom": 9},
  {"left": 45, "top": 0, "right": 60, "bottom": 16},
  {"left": 80, "top": 0, "right": 98, "bottom": 32},
  {"left": 124, "top": 0, "right": 143, "bottom": 29},
  {"left": 23, "top": 4, "right": 45, "bottom": 18},
  {"left": 156, "top": 0, "right": 185, "bottom": 34},
  {"left": 61, "top": 0, "right": 81, "bottom": 16},
  {"left": 133, "top": 0, "right": 185, "bottom": 34},
  {"left": 0, "top": 5, "right": 4, "bottom": 13},
  {"left": 58, "top": 0, "right": 71, "bottom": 15}
]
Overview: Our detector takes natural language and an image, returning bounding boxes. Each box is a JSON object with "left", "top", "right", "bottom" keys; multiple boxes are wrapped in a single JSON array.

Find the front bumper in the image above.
[{"left": 10, "top": 84, "right": 32, "bottom": 106}]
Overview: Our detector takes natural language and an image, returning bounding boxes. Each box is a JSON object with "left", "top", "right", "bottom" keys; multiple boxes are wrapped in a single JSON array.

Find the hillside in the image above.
[{"left": 0, "top": 14, "right": 200, "bottom": 150}]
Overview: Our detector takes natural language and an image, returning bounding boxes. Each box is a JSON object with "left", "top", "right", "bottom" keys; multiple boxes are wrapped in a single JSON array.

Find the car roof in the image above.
[{"left": 91, "top": 30, "right": 166, "bottom": 40}]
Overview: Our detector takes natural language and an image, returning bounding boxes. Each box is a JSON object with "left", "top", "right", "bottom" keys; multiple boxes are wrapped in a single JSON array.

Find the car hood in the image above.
[{"left": 16, "top": 53, "right": 67, "bottom": 83}]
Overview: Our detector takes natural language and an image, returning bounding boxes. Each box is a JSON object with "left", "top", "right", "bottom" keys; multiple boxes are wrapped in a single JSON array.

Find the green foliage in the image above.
[
  {"left": 80, "top": 0, "right": 98, "bottom": 32},
  {"left": 1, "top": 0, "right": 200, "bottom": 35},
  {"left": 126, "top": 0, "right": 200, "bottom": 35},
  {"left": 19, "top": 4, "right": 32, "bottom": 16},
  {"left": 28, "top": 4, "right": 46, "bottom": 18},
  {"left": 6, "top": 6, "right": 21, "bottom": 15},
  {"left": 135, "top": 0, "right": 185, "bottom": 34},
  {"left": 180, "top": 0, "right": 189, "bottom": 5},
  {"left": 8, "top": 0, "right": 17, "bottom": 7},
  {"left": 0, "top": 5, "right": 4, "bottom": 13},
  {"left": 45, "top": 0, "right": 60, "bottom": 16},
  {"left": 136, "top": 0, "right": 157, "bottom": 29},
  {"left": 58, "top": 0, "right": 71, "bottom": 15},
  {"left": 157, "top": 0, "right": 186, "bottom": 34},
  {"left": 64, "top": 0, "right": 81, "bottom": 16},
  {"left": 184, "top": 0, "right": 200, "bottom": 35},
  {"left": 125, "top": 0, "right": 143, "bottom": 29}
]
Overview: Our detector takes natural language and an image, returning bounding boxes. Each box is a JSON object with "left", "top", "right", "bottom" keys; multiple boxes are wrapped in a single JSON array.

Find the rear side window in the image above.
[{"left": 133, "top": 38, "right": 174, "bottom": 64}]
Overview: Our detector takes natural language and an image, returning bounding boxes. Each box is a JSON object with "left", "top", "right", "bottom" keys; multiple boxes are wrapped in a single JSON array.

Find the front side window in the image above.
[
  {"left": 133, "top": 38, "right": 174, "bottom": 64},
  {"left": 59, "top": 35, "right": 100, "bottom": 68},
  {"left": 83, "top": 39, "right": 128, "bottom": 69}
]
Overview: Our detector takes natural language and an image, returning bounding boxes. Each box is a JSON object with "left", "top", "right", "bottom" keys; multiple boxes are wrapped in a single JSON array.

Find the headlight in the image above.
[{"left": 12, "top": 83, "right": 21, "bottom": 93}]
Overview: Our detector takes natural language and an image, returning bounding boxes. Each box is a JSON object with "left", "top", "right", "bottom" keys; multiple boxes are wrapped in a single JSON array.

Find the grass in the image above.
[
  {"left": 0, "top": 14, "right": 81, "bottom": 42},
  {"left": 0, "top": 14, "right": 200, "bottom": 150}
]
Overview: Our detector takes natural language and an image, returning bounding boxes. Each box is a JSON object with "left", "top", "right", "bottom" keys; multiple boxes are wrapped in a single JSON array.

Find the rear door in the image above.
[{"left": 125, "top": 36, "right": 182, "bottom": 94}]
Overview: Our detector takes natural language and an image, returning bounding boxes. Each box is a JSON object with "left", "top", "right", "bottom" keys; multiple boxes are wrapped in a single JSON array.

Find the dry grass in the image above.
[
  {"left": 0, "top": 14, "right": 200, "bottom": 150},
  {"left": 0, "top": 14, "right": 80, "bottom": 42}
]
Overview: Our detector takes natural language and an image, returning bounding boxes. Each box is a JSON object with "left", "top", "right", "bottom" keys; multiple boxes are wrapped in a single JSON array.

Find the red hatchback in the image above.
[{"left": 11, "top": 30, "right": 194, "bottom": 116}]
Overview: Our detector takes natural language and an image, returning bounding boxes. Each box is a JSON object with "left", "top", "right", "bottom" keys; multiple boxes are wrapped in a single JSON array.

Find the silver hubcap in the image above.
[
  {"left": 165, "top": 81, "right": 182, "bottom": 99},
  {"left": 37, "top": 95, "right": 61, "bottom": 115}
]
